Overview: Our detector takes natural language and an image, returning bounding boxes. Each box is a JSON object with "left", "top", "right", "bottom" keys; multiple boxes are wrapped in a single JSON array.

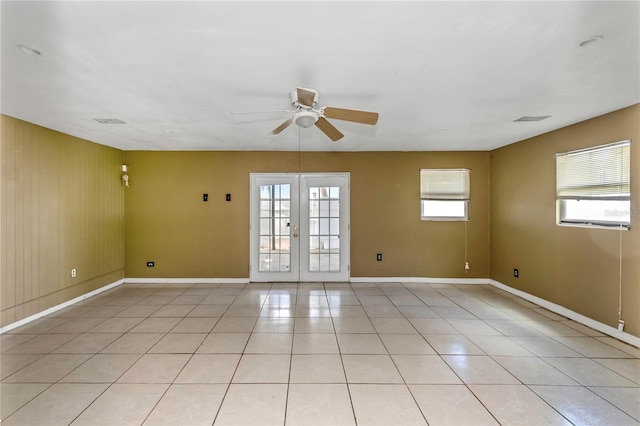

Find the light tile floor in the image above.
[{"left": 1, "top": 282, "right": 639, "bottom": 425}]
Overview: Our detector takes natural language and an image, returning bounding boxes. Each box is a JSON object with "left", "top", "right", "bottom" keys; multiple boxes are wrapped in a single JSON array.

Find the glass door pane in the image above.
[
  {"left": 308, "top": 186, "right": 341, "bottom": 272},
  {"left": 251, "top": 174, "right": 299, "bottom": 282},
  {"left": 300, "top": 174, "right": 349, "bottom": 282},
  {"left": 258, "top": 183, "right": 291, "bottom": 272}
]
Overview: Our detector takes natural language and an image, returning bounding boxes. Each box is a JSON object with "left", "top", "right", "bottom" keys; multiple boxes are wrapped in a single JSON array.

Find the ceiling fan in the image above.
[{"left": 235, "top": 88, "right": 379, "bottom": 142}]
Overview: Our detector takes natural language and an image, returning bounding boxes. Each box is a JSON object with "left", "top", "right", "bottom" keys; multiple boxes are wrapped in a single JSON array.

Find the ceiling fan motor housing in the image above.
[{"left": 290, "top": 88, "right": 319, "bottom": 109}]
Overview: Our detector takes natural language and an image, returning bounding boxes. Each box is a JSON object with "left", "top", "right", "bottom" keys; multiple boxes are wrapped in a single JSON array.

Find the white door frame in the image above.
[{"left": 250, "top": 173, "right": 350, "bottom": 282}]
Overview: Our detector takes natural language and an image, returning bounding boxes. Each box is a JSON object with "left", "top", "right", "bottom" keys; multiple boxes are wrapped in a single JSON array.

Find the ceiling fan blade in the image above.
[
  {"left": 297, "top": 88, "right": 316, "bottom": 107},
  {"left": 323, "top": 107, "right": 379, "bottom": 125},
  {"left": 270, "top": 118, "right": 293, "bottom": 135},
  {"left": 315, "top": 117, "right": 344, "bottom": 142}
]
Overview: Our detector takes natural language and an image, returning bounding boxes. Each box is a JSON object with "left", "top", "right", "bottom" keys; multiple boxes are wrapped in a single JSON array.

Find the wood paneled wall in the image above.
[{"left": 1, "top": 115, "right": 125, "bottom": 326}]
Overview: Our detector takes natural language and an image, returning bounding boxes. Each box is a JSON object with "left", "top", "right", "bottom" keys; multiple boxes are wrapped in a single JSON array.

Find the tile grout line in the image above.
[
  {"left": 126, "top": 283, "right": 199, "bottom": 426},
  {"left": 2, "top": 281, "right": 638, "bottom": 425},
  {"left": 374, "top": 282, "right": 431, "bottom": 425},
  {"left": 326, "top": 281, "right": 360, "bottom": 425},
  {"left": 398, "top": 282, "right": 553, "bottom": 425},
  {"left": 212, "top": 282, "right": 258, "bottom": 426}
]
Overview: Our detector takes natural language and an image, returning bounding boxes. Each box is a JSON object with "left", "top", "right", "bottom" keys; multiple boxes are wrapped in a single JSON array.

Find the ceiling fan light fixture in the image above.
[{"left": 294, "top": 111, "right": 318, "bottom": 128}]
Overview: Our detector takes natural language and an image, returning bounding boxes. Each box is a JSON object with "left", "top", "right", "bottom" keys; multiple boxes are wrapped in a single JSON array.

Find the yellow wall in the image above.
[
  {"left": 123, "top": 151, "right": 490, "bottom": 279},
  {"left": 1, "top": 116, "right": 125, "bottom": 326},
  {"left": 3, "top": 106, "right": 638, "bottom": 340},
  {"left": 490, "top": 104, "right": 639, "bottom": 337}
]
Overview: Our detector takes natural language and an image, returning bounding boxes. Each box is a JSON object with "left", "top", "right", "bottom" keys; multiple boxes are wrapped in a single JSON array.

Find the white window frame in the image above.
[
  {"left": 420, "top": 169, "right": 470, "bottom": 221},
  {"left": 556, "top": 140, "right": 631, "bottom": 230}
]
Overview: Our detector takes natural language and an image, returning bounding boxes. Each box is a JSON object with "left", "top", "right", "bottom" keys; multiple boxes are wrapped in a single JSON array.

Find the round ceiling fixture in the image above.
[
  {"left": 17, "top": 44, "right": 42, "bottom": 56},
  {"left": 294, "top": 110, "right": 318, "bottom": 128},
  {"left": 577, "top": 35, "right": 603, "bottom": 48}
]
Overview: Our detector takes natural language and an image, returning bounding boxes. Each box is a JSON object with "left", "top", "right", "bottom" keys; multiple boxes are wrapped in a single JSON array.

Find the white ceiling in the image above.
[{"left": 1, "top": 1, "right": 638, "bottom": 152}]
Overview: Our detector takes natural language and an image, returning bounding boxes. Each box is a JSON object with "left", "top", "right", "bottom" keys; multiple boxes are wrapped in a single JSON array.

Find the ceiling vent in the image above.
[
  {"left": 94, "top": 118, "right": 126, "bottom": 124},
  {"left": 577, "top": 35, "right": 603, "bottom": 48},
  {"left": 513, "top": 116, "right": 551, "bottom": 122},
  {"left": 17, "top": 44, "right": 41, "bottom": 56}
]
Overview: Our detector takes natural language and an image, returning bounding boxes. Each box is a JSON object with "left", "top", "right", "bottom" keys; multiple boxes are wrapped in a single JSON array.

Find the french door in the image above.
[{"left": 250, "top": 173, "right": 350, "bottom": 282}]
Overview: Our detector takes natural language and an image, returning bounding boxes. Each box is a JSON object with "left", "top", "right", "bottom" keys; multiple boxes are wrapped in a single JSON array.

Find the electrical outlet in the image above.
[
  {"left": 71, "top": 268, "right": 77, "bottom": 278},
  {"left": 514, "top": 268, "right": 519, "bottom": 278},
  {"left": 376, "top": 253, "right": 382, "bottom": 261},
  {"left": 147, "top": 261, "right": 155, "bottom": 267}
]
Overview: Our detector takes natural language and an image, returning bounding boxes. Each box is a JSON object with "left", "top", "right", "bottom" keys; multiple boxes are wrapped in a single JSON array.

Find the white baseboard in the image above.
[
  {"left": 3, "top": 276, "right": 637, "bottom": 348},
  {"left": 124, "top": 278, "right": 250, "bottom": 284},
  {"left": 350, "top": 277, "right": 490, "bottom": 284},
  {"left": 489, "top": 279, "right": 640, "bottom": 349},
  {"left": 352, "top": 277, "right": 639, "bottom": 348},
  {"left": 0, "top": 279, "right": 125, "bottom": 334}
]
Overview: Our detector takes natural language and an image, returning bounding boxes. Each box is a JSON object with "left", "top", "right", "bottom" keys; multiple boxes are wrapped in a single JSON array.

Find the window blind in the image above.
[
  {"left": 556, "top": 141, "right": 630, "bottom": 201},
  {"left": 420, "top": 169, "right": 470, "bottom": 200}
]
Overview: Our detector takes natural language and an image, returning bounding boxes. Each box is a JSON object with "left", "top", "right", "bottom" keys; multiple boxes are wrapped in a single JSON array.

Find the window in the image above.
[
  {"left": 420, "top": 169, "right": 470, "bottom": 220},
  {"left": 556, "top": 140, "right": 631, "bottom": 229}
]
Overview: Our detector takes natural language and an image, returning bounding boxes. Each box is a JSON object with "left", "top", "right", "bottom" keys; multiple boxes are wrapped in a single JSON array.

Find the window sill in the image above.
[
  {"left": 421, "top": 217, "right": 469, "bottom": 222},
  {"left": 557, "top": 221, "right": 630, "bottom": 231}
]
